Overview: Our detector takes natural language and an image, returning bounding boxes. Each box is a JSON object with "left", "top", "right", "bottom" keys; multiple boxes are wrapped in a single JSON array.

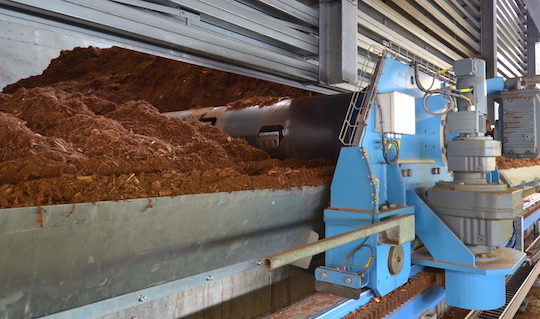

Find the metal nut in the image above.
[
  {"left": 320, "top": 272, "right": 328, "bottom": 279},
  {"left": 205, "top": 275, "right": 214, "bottom": 281},
  {"left": 138, "top": 295, "right": 147, "bottom": 303},
  {"left": 344, "top": 277, "right": 353, "bottom": 284}
]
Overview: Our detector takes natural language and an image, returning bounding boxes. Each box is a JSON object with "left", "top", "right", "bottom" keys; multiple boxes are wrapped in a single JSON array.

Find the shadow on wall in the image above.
[
  {"left": 182, "top": 270, "right": 315, "bottom": 319},
  {"left": 100, "top": 266, "right": 316, "bottom": 319}
]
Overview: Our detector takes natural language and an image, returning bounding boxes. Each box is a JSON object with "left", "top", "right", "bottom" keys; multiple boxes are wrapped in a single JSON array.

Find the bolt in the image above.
[
  {"left": 401, "top": 169, "right": 413, "bottom": 177},
  {"left": 138, "top": 295, "right": 147, "bottom": 303},
  {"left": 344, "top": 277, "right": 353, "bottom": 284},
  {"left": 320, "top": 272, "right": 328, "bottom": 279},
  {"left": 402, "top": 169, "right": 414, "bottom": 177},
  {"left": 206, "top": 275, "right": 214, "bottom": 281},
  {"left": 256, "top": 260, "right": 263, "bottom": 266}
]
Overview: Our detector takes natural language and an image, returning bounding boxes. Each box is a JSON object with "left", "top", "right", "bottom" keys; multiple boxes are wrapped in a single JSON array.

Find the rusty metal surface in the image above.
[{"left": 342, "top": 271, "right": 443, "bottom": 319}]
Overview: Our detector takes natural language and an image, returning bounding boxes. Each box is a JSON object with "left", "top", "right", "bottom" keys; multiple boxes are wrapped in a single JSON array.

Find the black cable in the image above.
[
  {"left": 382, "top": 139, "right": 400, "bottom": 165},
  {"left": 342, "top": 200, "right": 377, "bottom": 273},
  {"left": 377, "top": 103, "right": 400, "bottom": 164},
  {"left": 506, "top": 221, "right": 517, "bottom": 248},
  {"left": 344, "top": 238, "right": 370, "bottom": 264}
]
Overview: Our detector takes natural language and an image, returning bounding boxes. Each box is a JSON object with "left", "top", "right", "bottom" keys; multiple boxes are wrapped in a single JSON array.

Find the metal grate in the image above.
[
  {"left": 464, "top": 263, "right": 534, "bottom": 319},
  {"left": 478, "top": 264, "right": 531, "bottom": 318},
  {"left": 340, "top": 42, "right": 456, "bottom": 147},
  {"left": 383, "top": 41, "right": 456, "bottom": 85},
  {"left": 338, "top": 46, "right": 385, "bottom": 146}
]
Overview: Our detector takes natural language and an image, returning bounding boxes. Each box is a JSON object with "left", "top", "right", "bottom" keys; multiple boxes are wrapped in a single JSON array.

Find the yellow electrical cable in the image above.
[
  {"left": 458, "top": 88, "right": 473, "bottom": 93},
  {"left": 385, "top": 141, "right": 400, "bottom": 150},
  {"left": 436, "top": 68, "right": 451, "bottom": 74},
  {"left": 364, "top": 255, "right": 374, "bottom": 270},
  {"left": 459, "top": 95, "right": 472, "bottom": 102}
]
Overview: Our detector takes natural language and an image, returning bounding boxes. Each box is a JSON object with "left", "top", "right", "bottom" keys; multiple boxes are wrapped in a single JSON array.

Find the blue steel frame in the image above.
[
  {"left": 316, "top": 57, "right": 530, "bottom": 316},
  {"left": 387, "top": 286, "right": 445, "bottom": 319},
  {"left": 311, "top": 266, "right": 437, "bottom": 319},
  {"left": 525, "top": 209, "right": 540, "bottom": 230}
]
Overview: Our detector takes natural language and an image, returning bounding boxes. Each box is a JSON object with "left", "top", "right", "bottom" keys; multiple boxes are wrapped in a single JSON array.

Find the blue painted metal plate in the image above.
[
  {"left": 524, "top": 209, "right": 540, "bottom": 230},
  {"left": 315, "top": 267, "right": 365, "bottom": 289},
  {"left": 406, "top": 191, "right": 475, "bottom": 265}
]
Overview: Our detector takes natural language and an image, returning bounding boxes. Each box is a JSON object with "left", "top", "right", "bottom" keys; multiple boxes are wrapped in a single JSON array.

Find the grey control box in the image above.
[{"left": 500, "top": 88, "right": 540, "bottom": 158}]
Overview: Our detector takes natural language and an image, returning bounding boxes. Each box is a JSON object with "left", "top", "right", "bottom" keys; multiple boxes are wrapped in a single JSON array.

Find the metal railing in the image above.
[
  {"left": 339, "top": 41, "right": 457, "bottom": 147},
  {"left": 338, "top": 46, "right": 385, "bottom": 146}
]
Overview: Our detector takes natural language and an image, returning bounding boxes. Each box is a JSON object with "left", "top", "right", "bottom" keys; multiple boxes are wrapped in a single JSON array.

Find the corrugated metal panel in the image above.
[
  {"left": 497, "top": 0, "right": 528, "bottom": 78},
  {"left": 357, "top": 0, "right": 481, "bottom": 72},
  {"left": 0, "top": 0, "right": 532, "bottom": 92},
  {"left": 0, "top": 0, "right": 321, "bottom": 84}
]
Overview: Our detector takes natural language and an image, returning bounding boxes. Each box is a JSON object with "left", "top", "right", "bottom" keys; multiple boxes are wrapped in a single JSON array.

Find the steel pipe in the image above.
[{"left": 265, "top": 214, "right": 414, "bottom": 270}]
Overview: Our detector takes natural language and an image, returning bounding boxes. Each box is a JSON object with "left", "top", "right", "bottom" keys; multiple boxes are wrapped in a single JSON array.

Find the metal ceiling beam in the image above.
[
  {"left": 481, "top": 0, "right": 497, "bottom": 123},
  {"left": 495, "top": 0, "right": 528, "bottom": 78},
  {"left": 524, "top": 0, "right": 540, "bottom": 32},
  {"left": 481, "top": 0, "right": 497, "bottom": 78},
  {"left": 433, "top": 0, "right": 480, "bottom": 31},
  {"left": 236, "top": 0, "right": 318, "bottom": 27},
  {"left": 168, "top": 0, "right": 318, "bottom": 54},
  {"left": 388, "top": 0, "right": 480, "bottom": 52},
  {"left": 362, "top": 0, "right": 466, "bottom": 60},
  {"left": 527, "top": 13, "right": 539, "bottom": 75},
  {"left": 357, "top": 10, "right": 452, "bottom": 69},
  {"left": 319, "top": 0, "right": 357, "bottom": 85},
  {"left": 412, "top": 0, "right": 480, "bottom": 41}
]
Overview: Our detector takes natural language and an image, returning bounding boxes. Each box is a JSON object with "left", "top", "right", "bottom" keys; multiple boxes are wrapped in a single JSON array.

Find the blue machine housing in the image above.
[{"left": 315, "top": 58, "right": 526, "bottom": 310}]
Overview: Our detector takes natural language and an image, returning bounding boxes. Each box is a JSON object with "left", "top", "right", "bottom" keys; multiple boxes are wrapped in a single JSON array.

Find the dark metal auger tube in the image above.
[{"left": 165, "top": 93, "right": 361, "bottom": 161}]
